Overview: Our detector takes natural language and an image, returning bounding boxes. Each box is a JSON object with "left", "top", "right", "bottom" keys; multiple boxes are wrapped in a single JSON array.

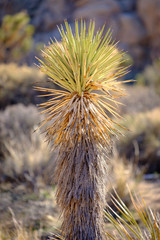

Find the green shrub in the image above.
[{"left": 0, "top": 12, "right": 34, "bottom": 63}]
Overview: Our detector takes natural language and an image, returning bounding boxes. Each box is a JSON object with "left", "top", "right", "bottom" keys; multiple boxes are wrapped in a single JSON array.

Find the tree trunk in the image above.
[{"left": 55, "top": 134, "right": 108, "bottom": 240}]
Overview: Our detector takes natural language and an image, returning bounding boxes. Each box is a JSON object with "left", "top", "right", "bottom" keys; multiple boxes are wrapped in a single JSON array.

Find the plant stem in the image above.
[{"left": 55, "top": 134, "right": 108, "bottom": 240}]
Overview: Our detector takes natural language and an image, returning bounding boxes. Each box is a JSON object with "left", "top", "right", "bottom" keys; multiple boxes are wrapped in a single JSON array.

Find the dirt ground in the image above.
[
  {"left": 0, "top": 179, "right": 160, "bottom": 237},
  {"left": 137, "top": 179, "right": 160, "bottom": 212},
  {"left": 0, "top": 182, "right": 61, "bottom": 236}
]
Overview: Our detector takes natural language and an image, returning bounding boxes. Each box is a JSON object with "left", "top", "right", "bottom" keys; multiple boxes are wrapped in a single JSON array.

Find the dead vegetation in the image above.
[
  {"left": 0, "top": 104, "right": 56, "bottom": 185},
  {"left": 116, "top": 107, "right": 160, "bottom": 173},
  {"left": 0, "top": 63, "right": 55, "bottom": 109}
]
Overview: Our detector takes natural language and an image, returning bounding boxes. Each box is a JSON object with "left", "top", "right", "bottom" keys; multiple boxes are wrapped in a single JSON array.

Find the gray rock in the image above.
[
  {"left": 137, "top": 0, "right": 160, "bottom": 59},
  {"left": 33, "top": 0, "right": 69, "bottom": 32},
  {"left": 117, "top": 13, "right": 147, "bottom": 44},
  {"left": 117, "top": 0, "right": 136, "bottom": 12},
  {"left": 73, "top": 0, "right": 121, "bottom": 20},
  {"left": 0, "top": 0, "right": 70, "bottom": 32},
  {"left": 137, "top": 0, "right": 160, "bottom": 36},
  {"left": 0, "top": 0, "right": 42, "bottom": 22}
]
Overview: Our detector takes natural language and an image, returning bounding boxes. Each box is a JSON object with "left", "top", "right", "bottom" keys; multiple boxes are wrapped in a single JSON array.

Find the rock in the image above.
[
  {"left": 0, "top": 0, "right": 42, "bottom": 22},
  {"left": 117, "top": 13, "right": 147, "bottom": 44},
  {"left": 33, "top": 0, "right": 69, "bottom": 32},
  {"left": 73, "top": 0, "right": 121, "bottom": 31},
  {"left": 137, "top": 0, "right": 160, "bottom": 59},
  {"left": 118, "top": 0, "right": 136, "bottom": 12},
  {"left": 137, "top": 0, "right": 160, "bottom": 36},
  {"left": 129, "top": 45, "right": 145, "bottom": 67},
  {"left": 73, "top": 0, "right": 121, "bottom": 20},
  {"left": 0, "top": 0, "right": 70, "bottom": 32},
  {"left": 73, "top": 0, "right": 91, "bottom": 8}
]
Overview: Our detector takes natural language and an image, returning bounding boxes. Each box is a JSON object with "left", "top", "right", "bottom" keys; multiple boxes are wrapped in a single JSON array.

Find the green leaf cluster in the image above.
[
  {"left": 39, "top": 20, "right": 127, "bottom": 95},
  {"left": 105, "top": 191, "right": 160, "bottom": 240}
]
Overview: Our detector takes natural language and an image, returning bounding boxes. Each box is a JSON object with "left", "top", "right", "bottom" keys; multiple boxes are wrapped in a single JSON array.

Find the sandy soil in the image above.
[{"left": 0, "top": 179, "right": 159, "bottom": 237}]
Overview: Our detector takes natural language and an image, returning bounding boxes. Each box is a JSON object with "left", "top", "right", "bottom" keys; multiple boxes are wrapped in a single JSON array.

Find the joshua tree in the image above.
[{"left": 35, "top": 20, "right": 128, "bottom": 240}]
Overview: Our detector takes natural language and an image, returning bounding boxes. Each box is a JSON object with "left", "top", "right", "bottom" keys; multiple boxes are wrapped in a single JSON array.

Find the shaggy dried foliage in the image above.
[{"left": 36, "top": 20, "right": 128, "bottom": 240}]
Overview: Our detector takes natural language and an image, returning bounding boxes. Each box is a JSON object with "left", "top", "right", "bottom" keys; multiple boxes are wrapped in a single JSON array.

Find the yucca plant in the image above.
[
  {"left": 105, "top": 190, "right": 160, "bottom": 240},
  {"left": 35, "top": 20, "right": 128, "bottom": 240}
]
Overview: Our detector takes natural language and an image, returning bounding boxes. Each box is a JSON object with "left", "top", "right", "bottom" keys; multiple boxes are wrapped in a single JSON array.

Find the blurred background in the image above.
[{"left": 0, "top": 0, "right": 160, "bottom": 239}]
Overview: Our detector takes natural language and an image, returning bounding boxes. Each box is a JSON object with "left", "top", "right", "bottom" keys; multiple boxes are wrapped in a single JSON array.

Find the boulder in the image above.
[
  {"left": 117, "top": 13, "right": 147, "bottom": 44},
  {"left": 137, "top": 0, "right": 160, "bottom": 59},
  {"left": 118, "top": 0, "right": 136, "bottom": 12},
  {"left": 73, "top": 0, "right": 121, "bottom": 20},
  {"left": 0, "top": 0, "right": 42, "bottom": 22},
  {"left": 0, "top": 0, "right": 70, "bottom": 32},
  {"left": 137, "top": 0, "right": 160, "bottom": 37},
  {"left": 33, "top": 0, "right": 69, "bottom": 32}
]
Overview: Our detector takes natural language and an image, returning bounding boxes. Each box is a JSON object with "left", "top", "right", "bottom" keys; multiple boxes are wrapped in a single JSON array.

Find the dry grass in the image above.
[
  {"left": 0, "top": 181, "right": 61, "bottom": 238},
  {"left": 0, "top": 209, "right": 39, "bottom": 240},
  {"left": 119, "top": 85, "right": 160, "bottom": 116},
  {"left": 0, "top": 104, "right": 55, "bottom": 184},
  {"left": 107, "top": 147, "right": 141, "bottom": 203},
  {"left": 0, "top": 63, "right": 53, "bottom": 109},
  {"left": 136, "top": 59, "right": 160, "bottom": 95},
  {"left": 116, "top": 107, "right": 160, "bottom": 173}
]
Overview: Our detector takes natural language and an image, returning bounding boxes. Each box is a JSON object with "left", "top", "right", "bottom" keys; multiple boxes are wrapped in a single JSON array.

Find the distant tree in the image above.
[
  {"left": 0, "top": 11, "right": 34, "bottom": 63},
  {"left": 36, "top": 20, "right": 128, "bottom": 240}
]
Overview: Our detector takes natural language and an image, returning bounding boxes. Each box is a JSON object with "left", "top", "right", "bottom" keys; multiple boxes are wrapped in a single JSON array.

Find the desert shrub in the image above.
[
  {"left": 116, "top": 107, "right": 160, "bottom": 173},
  {"left": 0, "top": 12, "right": 34, "bottom": 63},
  {"left": 0, "top": 104, "right": 55, "bottom": 184},
  {"left": 136, "top": 59, "right": 160, "bottom": 95},
  {"left": 0, "top": 63, "right": 53, "bottom": 109},
  {"left": 107, "top": 147, "right": 140, "bottom": 204},
  {"left": 119, "top": 85, "right": 160, "bottom": 115}
]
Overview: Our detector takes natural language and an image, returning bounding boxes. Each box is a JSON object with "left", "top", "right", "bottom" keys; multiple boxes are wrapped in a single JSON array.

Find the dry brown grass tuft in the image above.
[
  {"left": 0, "top": 63, "right": 53, "bottom": 109},
  {"left": 119, "top": 85, "right": 160, "bottom": 116},
  {"left": 0, "top": 209, "right": 39, "bottom": 240},
  {"left": 108, "top": 147, "right": 140, "bottom": 200},
  {"left": 0, "top": 104, "right": 55, "bottom": 184},
  {"left": 116, "top": 107, "right": 160, "bottom": 173}
]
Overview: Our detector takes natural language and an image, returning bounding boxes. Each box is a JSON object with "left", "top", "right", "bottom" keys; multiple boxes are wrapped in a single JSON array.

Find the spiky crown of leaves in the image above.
[{"left": 35, "top": 20, "right": 128, "bottom": 149}]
